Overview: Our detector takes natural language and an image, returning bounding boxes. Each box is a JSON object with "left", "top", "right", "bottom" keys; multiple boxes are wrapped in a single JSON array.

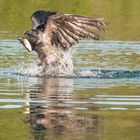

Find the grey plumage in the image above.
[
  {"left": 19, "top": 12, "right": 108, "bottom": 75},
  {"left": 44, "top": 14, "right": 107, "bottom": 49}
]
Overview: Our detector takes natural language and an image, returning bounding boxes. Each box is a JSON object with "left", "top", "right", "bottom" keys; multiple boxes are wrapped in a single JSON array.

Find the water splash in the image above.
[
  {"left": 0, "top": 40, "right": 140, "bottom": 79},
  {"left": 2, "top": 66, "right": 140, "bottom": 79}
]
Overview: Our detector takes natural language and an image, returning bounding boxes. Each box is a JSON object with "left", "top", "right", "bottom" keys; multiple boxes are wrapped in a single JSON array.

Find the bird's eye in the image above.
[{"left": 36, "top": 24, "right": 44, "bottom": 31}]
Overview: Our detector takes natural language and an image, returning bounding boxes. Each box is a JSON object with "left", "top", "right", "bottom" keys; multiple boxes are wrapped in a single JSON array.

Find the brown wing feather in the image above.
[{"left": 44, "top": 14, "right": 107, "bottom": 50}]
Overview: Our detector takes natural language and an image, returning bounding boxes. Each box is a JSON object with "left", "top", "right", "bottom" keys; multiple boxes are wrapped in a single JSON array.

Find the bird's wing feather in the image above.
[{"left": 44, "top": 14, "right": 107, "bottom": 49}]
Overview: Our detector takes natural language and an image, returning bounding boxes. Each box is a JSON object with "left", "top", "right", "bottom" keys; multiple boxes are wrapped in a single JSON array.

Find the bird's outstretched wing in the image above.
[{"left": 44, "top": 14, "right": 108, "bottom": 49}]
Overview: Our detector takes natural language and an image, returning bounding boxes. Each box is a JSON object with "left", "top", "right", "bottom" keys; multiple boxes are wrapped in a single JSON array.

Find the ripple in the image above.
[
  {"left": 0, "top": 98, "right": 140, "bottom": 106},
  {"left": 0, "top": 104, "right": 23, "bottom": 109},
  {"left": 93, "top": 101, "right": 140, "bottom": 106},
  {"left": 1, "top": 68, "right": 140, "bottom": 79}
]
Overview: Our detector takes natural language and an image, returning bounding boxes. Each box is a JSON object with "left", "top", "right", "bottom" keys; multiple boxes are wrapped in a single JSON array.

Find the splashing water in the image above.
[
  {"left": 1, "top": 40, "right": 140, "bottom": 79},
  {"left": 17, "top": 49, "right": 74, "bottom": 77},
  {"left": 0, "top": 40, "right": 140, "bottom": 140}
]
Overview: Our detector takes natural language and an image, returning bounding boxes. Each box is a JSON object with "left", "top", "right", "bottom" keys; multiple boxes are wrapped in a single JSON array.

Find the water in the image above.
[
  {"left": 0, "top": 0, "right": 140, "bottom": 140},
  {"left": 0, "top": 40, "right": 140, "bottom": 140}
]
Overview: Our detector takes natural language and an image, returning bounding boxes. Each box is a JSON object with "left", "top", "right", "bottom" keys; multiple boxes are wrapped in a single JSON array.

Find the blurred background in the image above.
[{"left": 0, "top": 0, "right": 140, "bottom": 40}]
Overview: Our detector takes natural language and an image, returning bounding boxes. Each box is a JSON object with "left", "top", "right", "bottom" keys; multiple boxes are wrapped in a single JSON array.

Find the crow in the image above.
[{"left": 19, "top": 10, "right": 107, "bottom": 75}]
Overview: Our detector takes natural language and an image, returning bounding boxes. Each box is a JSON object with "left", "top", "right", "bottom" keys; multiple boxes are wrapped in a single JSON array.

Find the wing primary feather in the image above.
[
  {"left": 44, "top": 14, "right": 107, "bottom": 50},
  {"left": 65, "top": 21, "right": 100, "bottom": 40},
  {"left": 58, "top": 21, "right": 85, "bottom": 40},
  {"left": 70, "top": 18, "right": 106, "bottom": 32},
  {"left": 56, "top": 27, "right": 73, "bottom": 47},
  {"left": 57, "top": 23, "right": 80, "bottom": 43}
]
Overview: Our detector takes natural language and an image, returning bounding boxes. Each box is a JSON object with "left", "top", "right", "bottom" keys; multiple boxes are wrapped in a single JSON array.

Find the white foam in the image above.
[
  {"left": 18, "top": 50, "right": 74, "bottom": 77},
  {"left": 43, "top": 50, "right": 74, "bottom": 76}
]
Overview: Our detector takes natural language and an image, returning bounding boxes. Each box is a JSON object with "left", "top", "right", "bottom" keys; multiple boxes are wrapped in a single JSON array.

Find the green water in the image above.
[
  {"left": 0, "top": 0, "right": 140, "bottom": 140},
  {"left": 0, "top": 0, "right": 140, "bottom": 40}
]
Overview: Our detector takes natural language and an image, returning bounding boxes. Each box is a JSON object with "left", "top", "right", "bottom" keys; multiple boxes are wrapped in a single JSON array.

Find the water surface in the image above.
[{"left": 0, "top": 40, "right": 140, "bottom": 140}]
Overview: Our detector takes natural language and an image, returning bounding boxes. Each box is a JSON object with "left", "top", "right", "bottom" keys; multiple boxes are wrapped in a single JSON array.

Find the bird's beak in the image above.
[{"left": 18, "top": 37, "right": 32, "bottom": 52}]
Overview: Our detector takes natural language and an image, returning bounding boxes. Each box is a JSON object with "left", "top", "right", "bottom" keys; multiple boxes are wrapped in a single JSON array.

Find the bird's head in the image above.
[{"left": 31, "top": 10, "right": 56, "bottom": 30}]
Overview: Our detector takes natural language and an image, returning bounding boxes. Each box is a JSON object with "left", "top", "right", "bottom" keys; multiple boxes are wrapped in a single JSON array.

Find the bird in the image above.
[{"left": 19, "top": 10, "right": 108, "bottom": 76}]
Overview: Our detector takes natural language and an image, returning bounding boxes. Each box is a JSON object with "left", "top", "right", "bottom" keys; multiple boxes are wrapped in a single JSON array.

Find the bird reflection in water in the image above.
[{"left": 24, "top": 78, "right": 104, "bottom": 139}]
